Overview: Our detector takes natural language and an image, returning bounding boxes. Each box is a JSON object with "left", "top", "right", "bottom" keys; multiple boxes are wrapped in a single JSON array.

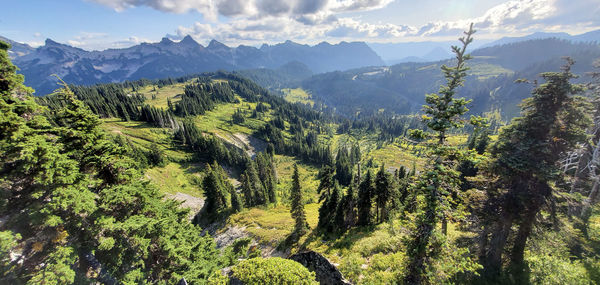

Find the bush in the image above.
[
  {"left": 339, "top": 253, "right": 363, "bottom": 283},
  {"left": 526, "top": 231, "right": 590, "bottom": 285},
  {"left": 232, "top": 257, "right": 317, "bottom": 285}
]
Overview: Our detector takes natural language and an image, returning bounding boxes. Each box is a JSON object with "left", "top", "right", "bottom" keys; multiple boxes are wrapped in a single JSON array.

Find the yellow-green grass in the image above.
[
  {"left": 100, "top": 118, "right": 190, "bottom": 161},
  {"left": 281, "top": 88, "right": 314, "bottom": 106},
  {"left": 228, "top": 203, "right": 320, "bottom": 246},
  {"left": 135, "top": 83, "right": 186, "bottom": 109},
  {"left": 145, "top": 162, "right": 204, "bottom": 197},
  {"left": 193, "top": 98, "right": 268, "bottom": 136},
  {"left": 368, "top": 143, "right": 424, "bottom": 171},
  {"left": 273, "top": 155, "right": 321, "bottom": 203}
]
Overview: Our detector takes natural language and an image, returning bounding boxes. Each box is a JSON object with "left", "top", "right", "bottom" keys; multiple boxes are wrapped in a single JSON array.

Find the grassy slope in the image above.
[
  {"left": 282, "top": 88, "right": 314, "bottom": 106},
  {"left": 103, "top": 83, "right": 481, "bottom": 283}
]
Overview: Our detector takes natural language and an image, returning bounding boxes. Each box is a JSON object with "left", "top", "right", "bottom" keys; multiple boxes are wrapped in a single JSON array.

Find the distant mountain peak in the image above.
[
  {"left": 282, "top": 40, "right": 303, "bottom": 47},
  {"left": 43, "top": 38, "right": 85, "bottom": 52},
  {"left": 179, "top": 35, "right": 200, "bottom": 47},
  {"left": 45, "top": 38, "right": 61, "bottom": 46},
  {"left": 207, "top": 39, "right": 228, "bottom": 50},
  {"left": 159, "top": 37, "right": 174, "bottom": 45}
]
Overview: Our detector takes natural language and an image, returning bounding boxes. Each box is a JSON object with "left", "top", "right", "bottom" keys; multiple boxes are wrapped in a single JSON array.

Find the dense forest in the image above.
[{"left": 3, "top": 22, "right": 600, "bottom": 285}]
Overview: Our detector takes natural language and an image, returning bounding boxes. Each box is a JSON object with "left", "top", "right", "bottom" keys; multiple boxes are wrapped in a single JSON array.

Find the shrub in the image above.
[
  {"left": 232, "top": 257, "right": 317, "bottom": 285},
  {"left": 339, "top": 253, "right": 364, "bottom": 283}
]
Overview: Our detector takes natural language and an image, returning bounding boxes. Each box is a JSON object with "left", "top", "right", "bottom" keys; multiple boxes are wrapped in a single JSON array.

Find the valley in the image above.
[{"left": 2, "top": 15, "right": 600, "bottom": 284}]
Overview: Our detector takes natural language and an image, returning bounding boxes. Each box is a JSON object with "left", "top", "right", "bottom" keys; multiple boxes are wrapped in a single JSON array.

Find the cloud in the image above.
[
  {"left": 89, "top": 0, "right": 395, "bottom": 21},
  {"left": 110, "top": 36, "right": 153, "bottom": 48},
  {"left": 423, "top": 0, "right": 600, "bottom": 36},
  {"left": 84, "top": 0, "right": 600, "bottom": 49}
]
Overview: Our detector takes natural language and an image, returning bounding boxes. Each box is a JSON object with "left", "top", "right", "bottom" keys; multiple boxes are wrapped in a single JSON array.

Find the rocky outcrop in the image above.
[{"left": 289, "top": 251, "right": 351, "bottom": 285}]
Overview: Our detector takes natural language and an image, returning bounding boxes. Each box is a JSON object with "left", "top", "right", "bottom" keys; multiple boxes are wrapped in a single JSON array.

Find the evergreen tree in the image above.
[
  {"left": 232, "top": 108, "right": 245, "bottom": 124},
  {"left": 350, "top": 143, "right": 361, "bottom": 166},
  {"left": 317, "top": 165, "right": 335, "bottom": 202},
  {"left": 243, "top": 161, "right": 266, "bottom": 206},
  {"left": 256, "top": 152, "right": 277, "bottom": 204},
  {"left": 335, "top": 147, "right": 353, "bottom": 186},
  {"left": 0, "top": 41, "right": 220, "bottom": 283},
  {"left": 404, "top": 24, "right": 478, "bottom": 284},
  {"left": 317, "top": 166, "right": 336, "bottom": 230},
  {"left": 290, "top": 164, "right": 308, "bottom": 235},
  {"left": 374, "top": 164, "right": 393, "bottom": 223},
  {"left": 241, "top": 173, "right": 254, "bottom": 207},
  {"left": 203, "top": 163, "right": 228, "bottom": 214},
  {"left": 357, "top": 170, "right": 374, "bottom": 226},
  {"left": 146, "top": 142, "right": 166, "bottom": 167},
  {"left": 481, "top": 58, "right": 591, "bottom": 280},
  {"left": 230, "top": 187, "right": 243, "bottom": 213},
  {"left": 326, "top": 183, "right": 341, "bottom": 232}
]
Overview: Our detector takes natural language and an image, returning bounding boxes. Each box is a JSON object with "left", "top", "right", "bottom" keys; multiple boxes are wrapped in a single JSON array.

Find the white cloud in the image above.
[
  {"left": 89, "top": 0, "right": 395, "bottom": 21},
  {"left": 110, "top": 36, "right": 153, "bottom": 48},
  {"left": 83, "top": 0, "right": 600, "bottom": 49}
]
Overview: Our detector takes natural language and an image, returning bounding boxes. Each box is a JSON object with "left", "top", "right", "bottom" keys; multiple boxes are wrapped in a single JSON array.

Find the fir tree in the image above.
[
  {"left": 203, "top": 163, "right": 228, "bottom": 214},
  {"left": 481, "top": 58, "right": 591, "bottom": 280},
  {"left": 335, "top": 147, "right": 353, "bottom": 186},
  {"left": 290, "top": 164, "right": 308, "bottom": 235},
  {"left": 230, "top": 187, "right": 243, "bottom": 213},
  {"left": 404, "top": 24, "right": 479, "bottom": 284},
  {"left": 357, "top": 170, "right": 374, "bottom": 226},
  {"left": 241, "top": 173, "right": 254, "bottom": 207},
  {"left": 317, "top": 166, "right": 336, "bottom": 230},
  {"left": 374, "top": 164, "right": 393, "bottom": 223}
]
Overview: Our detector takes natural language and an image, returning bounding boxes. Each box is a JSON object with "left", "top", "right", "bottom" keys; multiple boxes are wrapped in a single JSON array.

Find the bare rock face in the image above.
[{"left": 289, "top": 251, "right": 351, "bottom": 285}]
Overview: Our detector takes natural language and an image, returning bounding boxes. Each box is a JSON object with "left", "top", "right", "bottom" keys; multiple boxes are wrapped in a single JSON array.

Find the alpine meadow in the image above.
[{"left": 3, "top": 0, "right": 600, "bottom": 284}]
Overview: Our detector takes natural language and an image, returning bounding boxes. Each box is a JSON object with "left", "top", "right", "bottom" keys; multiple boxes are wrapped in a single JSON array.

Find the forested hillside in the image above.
[
  {"left": 3, "top": 21, "right": 600, "bottom": 285},
  {"left": 299, "top": 38, "right": 600, "bottom": 118}
]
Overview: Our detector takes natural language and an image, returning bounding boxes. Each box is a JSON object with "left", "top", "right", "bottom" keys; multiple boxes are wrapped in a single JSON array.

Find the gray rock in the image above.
[{"left": 289, "top": 251, "right": 351, "bottom": 285}]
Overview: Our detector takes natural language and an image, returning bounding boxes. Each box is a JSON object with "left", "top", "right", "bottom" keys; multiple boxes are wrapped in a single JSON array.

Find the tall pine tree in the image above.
[{"left": 290, "top": 164, "right": 308, "bottom": 235}]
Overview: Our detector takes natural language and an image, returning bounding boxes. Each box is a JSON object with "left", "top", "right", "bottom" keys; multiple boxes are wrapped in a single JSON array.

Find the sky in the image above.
[{"left": 1, "top": 0, "right": 599, "bottom": 50}]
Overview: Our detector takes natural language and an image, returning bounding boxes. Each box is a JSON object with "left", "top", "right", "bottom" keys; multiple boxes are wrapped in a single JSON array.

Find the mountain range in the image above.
[
  {"left": 368, "top": 29, "right": 600, "bottom": 65},
  {"left": 299, "top": 38, "right": 600, "bottom": 118},
  {"left": 2, "top": 36, "right": 383, "bottom": 95},
  {"left": 3, "top": 29, "right": 600, "bottom": 98}
]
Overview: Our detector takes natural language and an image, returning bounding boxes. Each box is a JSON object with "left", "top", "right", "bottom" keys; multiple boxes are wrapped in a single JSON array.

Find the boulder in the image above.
[{"left": 289, "top": 251, "right": 351, "bottom": 285}]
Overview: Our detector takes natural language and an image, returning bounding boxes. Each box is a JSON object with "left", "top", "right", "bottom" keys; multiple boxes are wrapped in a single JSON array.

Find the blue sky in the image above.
[{"left": 1, "top": 0, "right": 599, "bottom": 50}]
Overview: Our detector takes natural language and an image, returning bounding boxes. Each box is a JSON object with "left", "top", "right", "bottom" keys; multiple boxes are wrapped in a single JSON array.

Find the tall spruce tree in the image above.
[
  {"left": 230, "top": 187, "right": 243, "bottom": 213},
  {"left": 375, "top": 164, "right": 393, "bottom": 223},
  {"left": 404, "top": 24, "right": 478, "bottom": 284},
  {"left": 357, "top": 170, "right": 374, "bottom": 226},
  {"left": 335, "top": 147, "right": 353, "bottom": 186},
  {"left": 290, "top": 164, "right": 308, "bottom": 235},
  {"left": 317, "top": 165, "right": 336, "bottom": 230},
  {"left": 203, "top": 163, "right": 228, "bottom": 214},
  {"left": 241, "top": 173, "right": 254, "bottom": 207},
  {"left": 481, "top": 58, "right": 591, "bottom": 281}
]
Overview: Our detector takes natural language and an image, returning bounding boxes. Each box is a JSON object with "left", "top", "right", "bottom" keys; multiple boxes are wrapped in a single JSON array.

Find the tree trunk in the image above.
[
  {"left": 510, "top": 210, "right": 535, "bottom": 267},
  {"left": 478, "top": 223, "right": 490, "bottom": 265},
  {"left": 484, "top": 214, "right": 512, "bottom": 279},
  {"left": 509, "top": 206, "right": 537, "bottom": 283}
]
